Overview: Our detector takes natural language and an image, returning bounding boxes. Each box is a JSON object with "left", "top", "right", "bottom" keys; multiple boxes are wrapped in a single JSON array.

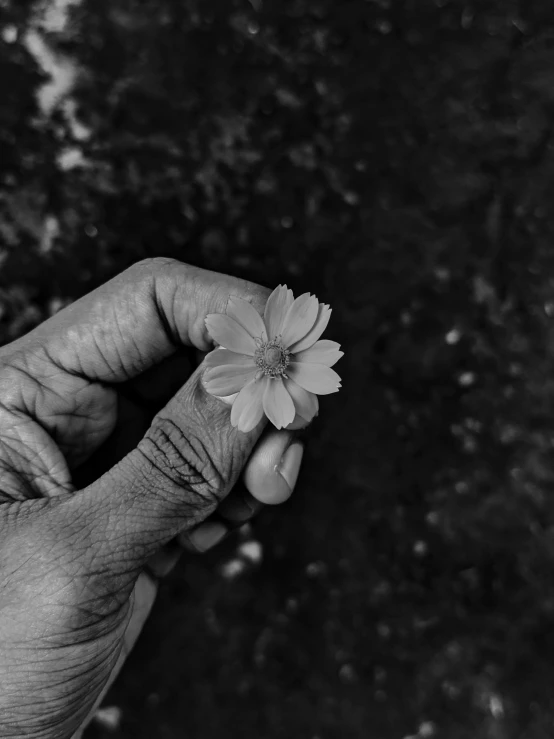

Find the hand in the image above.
[{"left": 0, "top": 258, "right": 304, "bottom": 739}]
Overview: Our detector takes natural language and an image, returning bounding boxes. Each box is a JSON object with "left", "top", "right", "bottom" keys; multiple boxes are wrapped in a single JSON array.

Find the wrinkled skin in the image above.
[{"left": 0, "top": 259, "right": 299, "bottom": 738}]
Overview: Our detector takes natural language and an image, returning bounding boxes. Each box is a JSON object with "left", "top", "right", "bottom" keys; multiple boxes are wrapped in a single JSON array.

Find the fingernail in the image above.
[
  {"left": 189, "top": 522, "right": 228, "bottom": 552},
  {"left": 215, "top": 392, "right": 238, "bottom": 407},
  {"left": 285, "top": 415, "right": 311, "bottom": 431},
  {"left": 218, "top": 494, "right": 261, "bottom": 522},
  {"left": 276, "top": 442, "right": 304, "bottom": 493},
  {"left": 146, "top": 540, "right": 182, "bottom": 578}
]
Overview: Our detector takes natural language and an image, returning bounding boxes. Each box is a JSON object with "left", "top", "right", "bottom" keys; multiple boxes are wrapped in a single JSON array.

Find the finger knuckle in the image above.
[
  {"left": 233, "top": 280, "right": 271, "bottom": 314},
  {"left": 132, "top": 256, "right": 185, "bottom": 274},
  {"left": 130, "top": 257, "right": 191, "bottom": 292},
  {"left": 138, "top": 416, "right": 225, "bottom": 510}
]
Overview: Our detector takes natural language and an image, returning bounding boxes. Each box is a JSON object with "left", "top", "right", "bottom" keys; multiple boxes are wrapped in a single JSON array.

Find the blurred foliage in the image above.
[{"left": 3, "top": 1, "right": 554, "bottom": 737}]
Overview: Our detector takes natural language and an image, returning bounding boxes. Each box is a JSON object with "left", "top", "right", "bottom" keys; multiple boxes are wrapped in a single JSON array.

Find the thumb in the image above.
[{"left": 75, "top": 362, "right": 266, "bottom": 573}]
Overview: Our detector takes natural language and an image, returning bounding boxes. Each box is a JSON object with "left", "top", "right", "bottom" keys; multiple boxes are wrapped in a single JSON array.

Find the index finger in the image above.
[{"left": 9, "top": 258, "right": 270, "bottom": 384}]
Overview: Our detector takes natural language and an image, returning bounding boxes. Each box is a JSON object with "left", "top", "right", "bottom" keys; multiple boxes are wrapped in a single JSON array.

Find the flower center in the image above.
[{"left": 255, "top": 338, "right": 290, "bottom": 378}]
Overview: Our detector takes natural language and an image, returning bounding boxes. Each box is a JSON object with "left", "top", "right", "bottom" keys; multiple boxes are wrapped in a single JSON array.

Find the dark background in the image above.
[{"left": 3, "top": 1, "right": 554, "bottom": 737}]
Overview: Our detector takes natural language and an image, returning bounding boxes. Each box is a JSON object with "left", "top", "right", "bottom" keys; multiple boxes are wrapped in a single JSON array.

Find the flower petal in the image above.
[
  {"left": 228, "top": 296, "right": 267, "bottom": 342},
  {"left": 231, "top": 377, "right": 268, "bottom": 432},
  {"left": 287, "top": 362, "right": 341, "bottom": 395},
  {"left": 264, "top": 285, "right": 294, "bottom": 339},
  {"left": 205, "top": 314, "right": 257, "bottom": 355},
  {"left": 204, "top": 365, "right": 257, "bottom": 396},
  {"left": 280, "top": 293, "right": 319, "bottom": 348},
  {"left": 263, "top": 378, "right": 296, "bottom": 429},
  {"left": 293, "top": 340, "right": 344, "bottom": 367},
  {"left": 204, "top": 348, "right": 254, "bottom": 370},
  {"left": 285, "top": 379, "right": 319, "bottom": 422},
  {"left": 288, "top": 304, "right": 332, "bottom": 353}
]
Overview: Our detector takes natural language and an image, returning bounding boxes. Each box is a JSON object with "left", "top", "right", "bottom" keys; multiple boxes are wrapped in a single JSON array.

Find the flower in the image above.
[{"left": 203, "top": 285, "right": 343, "bottom": 432}]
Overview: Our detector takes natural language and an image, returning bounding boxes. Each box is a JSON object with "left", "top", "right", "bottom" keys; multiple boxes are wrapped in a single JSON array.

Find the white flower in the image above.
[{"left": 203, "top": 285, "right": 343, "bottom": 432}]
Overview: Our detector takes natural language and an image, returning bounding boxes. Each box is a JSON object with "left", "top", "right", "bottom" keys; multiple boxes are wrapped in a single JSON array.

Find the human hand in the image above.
[{"left": 0, "top": 258, "right": 304, "bottom": 738}]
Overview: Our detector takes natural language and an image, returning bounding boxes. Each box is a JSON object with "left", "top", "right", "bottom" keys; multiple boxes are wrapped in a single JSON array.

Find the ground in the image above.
[{"left": 2, "top": 1, "right": 554, "bottom": 737}]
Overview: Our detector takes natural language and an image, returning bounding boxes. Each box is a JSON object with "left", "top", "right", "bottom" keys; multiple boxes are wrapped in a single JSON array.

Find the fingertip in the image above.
[
  {"left": 276, "top": 441, "right": 303, "bottom": 496},
  {"left": 180, "top": 521, "right": 228, "bottom": 553},
  {"left": 245, "top": 464, "right": 293, "bottom": 505},
  {"left": 243, "top": 429, "right": 304, "bottom": 505},
  {"left": 145, "top": 539, "right": 183, "bottom": 578},
  {"left": 198, "top": 375, "right": 236, "bottom": 409},
  {"left": 285, "top": 414, "right": 311, "bottom": 431},
  {"left": 218, "top": 490, "right": 263, "bottom": 522},
  {"left": 215, "top": 392, "right": 238, "bottom": 407}
]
